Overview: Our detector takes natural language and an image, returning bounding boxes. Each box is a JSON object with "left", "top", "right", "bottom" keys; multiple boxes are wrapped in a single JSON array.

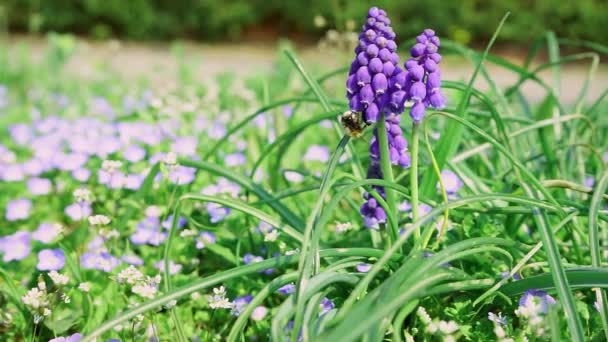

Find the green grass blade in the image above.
[{"left": 589, "top": 172, "right": 608, "bottom": 340}]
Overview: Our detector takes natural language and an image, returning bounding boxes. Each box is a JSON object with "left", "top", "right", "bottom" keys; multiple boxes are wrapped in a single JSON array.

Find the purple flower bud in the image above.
[
  {"left": 386, "top": 40, "right": 397, "bottom": 52},
  {"left": 410, "top": 81, "right": 426, "bottom": 101},
  {"left": 408, "top": 64, "right": 425, "bottom": 81},
  {"left": 357, "top": 52, "right": 369, "bottom": 66},
  {"left": 368, "top": 7, "right": 379, "bottom": 17},
  {"left": 346, "top": 76, "right": 359, "bottom": 96},
  {"left": 399, "top": 154, "right": 411, "bottom": 168},
  {"left": 430, "top": 53, "right": 442, "bottom": 64},
  {"left": 382, "top": 61, "right": 395, "bottom": 76},
  {"left": 416, "top": 35, "right": 428, "bottom": 44},
  {"left": 424, "top": 58, "right": 438, "bottom": 73},
  {"left": 372, "top": 73, "right": 388, "bottom": 95},
  {"left": 411, "top": 43, "right": 426, "bottom": 57},
  {"left": 390, "top": 90, "right": 407, "bottom": 111},
  {"left": 427, "top": 71, "right": 441, "bottom": 89},
  {"left": 365, "top": 29, "right": 377, "bottom": 41},
  {"left": 359, "top": 85, "right": 374, "bottom": 105},
  {"left": 356, "top": 66, "right": 371, "bottom": 85},
  {"left": 376, "top": 36, "right": 387, "bottom": 48},
  {"left": 430, "top": 36, "right": 440, "bottom": 46},
  {"left": 378, "top": 48, "right": 391, "bottom": 62},
  {"left": 366, "top": 44, "right": 379, "bottom": 57},
  {"left": 410, "top": 101, "right": 426, "bottom": 123},
  {"left": 394, "top": 135, "right": 408, "bottom": 150},
  {"left": 349, "top": 96, "right": 364, "bottom": 112},
  {"left": 368, "top": 58, "right": 383, "bottom": 74},
  {"left": 426, "top": 43, "right": 438, "bottom": 54},
  {"left": 424, "top": 28, "right": 435, "bottom": 37},
  {"left": 392, "top": 70, "right": 407, "bottom": 89},
  {"left": 365, "top": 103, "right": 379, "bottom": 123},
  {"left": 429, "top": 89, "right": 446, "bottom": 109}
]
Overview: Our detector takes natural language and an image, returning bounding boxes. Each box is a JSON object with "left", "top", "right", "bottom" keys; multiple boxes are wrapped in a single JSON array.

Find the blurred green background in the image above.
[{"left": 0, "top": 0, "right": 606, "bottom": 45}]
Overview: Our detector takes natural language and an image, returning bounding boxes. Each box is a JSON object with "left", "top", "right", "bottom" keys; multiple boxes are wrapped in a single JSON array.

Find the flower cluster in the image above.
[
  {"left": 346, "top": 6, "right": 405, "bottom": 123},
  {"left": 404, "top": 29, "right": 446, "bottom": 123},
  {"left": 416, "top": 306, "right": 460, "bottom": 342},
  {"left": 514, "top": 289, "right": 556, "bottom": 337},
  {"left": 116, "top": 265, "right": 161, "bottom": 299},
  {"left": 22, "top": 273, "right": 71, "bottom": 324},
  {"left": 208, "top": 286, "right": 233, "bottom": 309}
]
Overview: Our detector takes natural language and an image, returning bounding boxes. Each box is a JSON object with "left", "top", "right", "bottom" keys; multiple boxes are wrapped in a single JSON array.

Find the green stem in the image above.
[
  {"left": 410, "top": 123, "right": 421, "bottom": 241},
  {"left": 377, "top": 113, "right": 398, "bottom": 246}
]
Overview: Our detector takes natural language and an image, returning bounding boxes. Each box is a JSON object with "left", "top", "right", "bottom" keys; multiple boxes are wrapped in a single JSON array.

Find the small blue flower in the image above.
[{"left": 277, "top": 283, "right": 296, "bottom": 295}]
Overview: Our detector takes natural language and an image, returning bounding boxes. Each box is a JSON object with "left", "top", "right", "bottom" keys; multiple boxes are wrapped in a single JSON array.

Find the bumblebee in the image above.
[{"left": 340, "top": 110, "right": 367, "bottom": 138}]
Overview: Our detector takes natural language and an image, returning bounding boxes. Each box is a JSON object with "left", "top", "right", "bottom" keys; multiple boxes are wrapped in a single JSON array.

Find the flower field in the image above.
[{"left": 1, "top": 7, "right": 608, "bottom": 342}]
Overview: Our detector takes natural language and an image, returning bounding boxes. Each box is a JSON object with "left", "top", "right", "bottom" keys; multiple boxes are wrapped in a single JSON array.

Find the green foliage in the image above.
[{"left": 1, "top": 0, "right": 607, "bottom": 44}]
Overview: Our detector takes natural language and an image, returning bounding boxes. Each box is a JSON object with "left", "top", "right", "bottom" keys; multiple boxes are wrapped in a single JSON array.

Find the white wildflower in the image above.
[
  {"left": 191, "top": 292, "right": 201, "bottom": 300},
  {"left": 73, "top": 188, "right": 92, "bottom": 203},
  {"left": 48, "top": 271, "right": 69, "bottom": 286},
  {"left": 22, "top": 288, "right": 49, "bottom": 310},
  {"left": 78, "top": 282, "right": 91, "bottom": 293},
  {"left": 61, "top": 293, "right": 71, "bottom": 304},
  {"left": 116, "top": 266, "right": 145, "bottom": 285},
  {"left": 102, "top": 160, "right": 123, "bottom": 173},
  {"left": 132, "top": 283, "right": 158, "bottom": 299},
  {"left": 208, "top": 286, "right": 233, "bottom": 309},
  {"left": 180, "top": 229, "right": 197, "bottom": 237},
  {"left": 335, "top": 221, "right": 353, "bottom": 233},
  {"left": 438, "top": 320, "right": 459, "bottom": 334},
  {"left": 42, "top": 308, "right": 52, "bottom": 316},
  {"left": 88, "top": 214, "right": 111, "bottom": 226},
  {"left": 416, "top": 306, "right": 433, "bottom": 325},
  {"left": 264, "top": 230, "right": 279, "bottom": 242}
]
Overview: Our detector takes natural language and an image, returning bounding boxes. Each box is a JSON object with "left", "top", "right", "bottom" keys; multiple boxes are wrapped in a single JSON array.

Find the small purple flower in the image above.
[
  {"left": 252, "top": 306, "right": 268, "bottom": 321},
  {"left": 232, "top": 295, "right": 253, "bottom": 316},
  {"left": 319, "top": 297, "right": 335, "bottom": 315},
  {"left": 585, "top": 175, "right": 595, "bottom": 188},
  {"left": 123, "top": 145, "right": 146, "bottom": 163},
  {"left": 168, "top": 166, "right": 197, "bottom": 185},
  {"left": 277, "top": 283, "right": 296, "bottom": 295},
  {"left": 0, "top": 231, "right": 31, "bottom": 262},
  {"left": 32, "top": 223, "right": 61, "bottom": 243},
  {"left": 65, "top": 202, "right": 92, "bottom": 221},
  {"left": 438, "top": 170, "right": 463, "bottom": 194},
  {"left": 518, "top": 289, "right": 556, "bottom": 314},
  {"left": 162, "top": 215, "right": 187, "bottom": 230},
  {"left": 243, "top": 253, "right": 264, "bottom": 264},
  {"left": 72, "top": 168, "right": 91, "bottom": 182},
  {"left": 48, "top": 333, "right": 82, "bottom": 342},
  {"left": 27, "top": 177, "right": 52, "bottom": 195},
  {"left": 6, "top": 198, "right": 32, "bottom": 221},
  {"left": 500, "top": 271, "right": 522, "bottom": 281},
  {"left": 154, "top": 260, "right": 182, "bottom": 275},
  {"left": 304, "top": 145, "right": 330, "bottom": 163},
  {"left": 130, "top": 217, "right": 167, "bottom": 246},
  {"left": 171, "top": 136, "right": 198, "bottom": 157},
  {"left": 122, "top": 254, "right": 144, "bottom": 266},
  {"left": 195, "top": 231, "right": 216, "bottom": 249},
  {"left": 81, "top": 252, "right": 114, "bottom": 272},
  {"left": 1, "top": 164, "right": 25, "bottom": 182},
  {"left": 37, "top": 248, "right": 65, "bottom": 271},
  {"left": 207, "top": 203, "right": 231, "bottom": 223},
  {"left": 224, "top": 153, "right": 246, "bottom": 167},
  {"left": 356, "top": 263, "right": 372, "bottom": 273}
]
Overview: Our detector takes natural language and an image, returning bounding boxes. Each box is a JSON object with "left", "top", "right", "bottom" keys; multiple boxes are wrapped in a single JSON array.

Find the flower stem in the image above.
[
  {"left": 377, "top": 113, "right": 398, "bottom": 246},
  {"left": 411, "top": 122, "right": 421, "bottom": 242}
]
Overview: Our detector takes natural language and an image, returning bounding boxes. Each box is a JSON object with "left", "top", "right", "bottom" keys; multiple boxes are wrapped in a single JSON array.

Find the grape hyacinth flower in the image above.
[
  {"left": 347, "top": 7, "right": 411, "bottom": 230},
  {"left": 405, "top": 29, "right": 446, "bottom": 123},
  {"left": 346, "top": 7, "right": 406, "bottom": 123}
]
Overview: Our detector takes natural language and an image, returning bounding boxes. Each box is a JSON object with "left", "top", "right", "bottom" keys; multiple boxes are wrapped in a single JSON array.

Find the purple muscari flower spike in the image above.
[
  {"left": 346, "top": 6, "right": 407, "bottom": 124},
  {"left": 404, "top": 29, "right": 446, "bottom": 124}
]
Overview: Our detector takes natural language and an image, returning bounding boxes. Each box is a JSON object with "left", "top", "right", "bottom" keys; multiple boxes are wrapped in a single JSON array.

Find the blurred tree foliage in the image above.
[{"left": 1, "top": 0, "right": 606, "bottom": 44}]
